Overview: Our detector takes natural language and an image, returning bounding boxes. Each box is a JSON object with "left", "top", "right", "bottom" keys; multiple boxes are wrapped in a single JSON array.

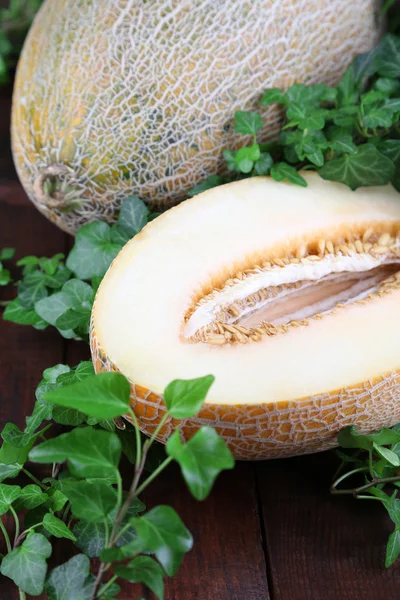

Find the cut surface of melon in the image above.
[{"left": 91, "top": 173, "right": 400, "bottom": 459}]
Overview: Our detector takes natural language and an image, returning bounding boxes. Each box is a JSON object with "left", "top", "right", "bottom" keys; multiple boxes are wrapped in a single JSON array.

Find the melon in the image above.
[
  {"left": 12, "top": 0, "right": 382, "bottom": 234},
  {"left": 90, "top": 173, "right": 400, "bottom": 460}
]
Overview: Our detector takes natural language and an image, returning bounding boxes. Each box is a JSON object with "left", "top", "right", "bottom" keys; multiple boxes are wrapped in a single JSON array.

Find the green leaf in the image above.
[
  {"left": 43, "top": 513, "right": 77, "bottom": 540},
  {"left": 166, "top": 427, "right": 234, "bottom": 500},
  {"left": 47, "top": 489, "right": 68, "bottom": 513},
  {"left": 35, "top": 292, "right": 75, "bottom": 338},
  {"left": 1, "top": 423, "right": 35, "bottom": 448},
  {"left": 234, "top": 110, "right": 263, "bottom": 135},
  {"left": 45, "top": 554, "right": 94, "bottom": 600},
  {"left": 18, "top": 271, "right": 48, "bottom": 309},
  {"left": 386, "top": 528, "right": 400, "bottom": 567},
  {"left": 118, "top": 196, "right": 149, "bottom": 237},
  {"left": 375, "top": 77, "right": 400, "bottom": 94},
  {"left": 115, "top": 556, "right": 164, "bottom": 600},
  {"left": 66, "top": 221, "right": 122, "bottom": 279},
  {"left": 0, "top": 268, "right": 11, "bottom": 285},
  {"left": 55, "top": 308, "right": 91, "bottom": 331},
  {"left": 377, "top": 139, "right": 400, "bottom": 163},
  {"left": 61, "top": 279, "right": 94, "bottom": 309},
  {"left": 0, "top": 438, "right": 33, "bottom": 466},
  {"left": 261, "top": 88, "right": 286, "bottom": 105},
  {"left": 254, "top": 152, "right": 273, "bottom": 175},
  {"left": 62, "top": 481, "right": 117, "bottom": 523},
  {"left": 370, "top": 428, "right": 400, "bottom": 445},
  {"left": 336, "top": 66, "right": 358, "bottom": 107},
  {"left": 188, "top": 175, "right": 226, "bottom": 197},
  {"left": 234, "top": 144, "right": 261, "bottom": 173},
  {"left": 130, "top": 505, "right": 193, "bottom": 576},
  {"left": 14, "top": 485, "right": 48, "bottom": 511},
  {"left": 385, "top": 493, "right": 400, "bottom": 526},
  {"left": 0, "top": 533, "right": 52, "bottom": 595},
  {"left": 329, "top": 136, "right": 358, "bottom": 155},
  {"left": 375, "top": 34, "right": 400, "bottom": 78},
  {"left": 163, "top": 375, "right": 214, "bottom": 419},
  {"left": 319, "top": 144, "right": 394, "bottom": 190},
  {"left": 75, "top": 361, "right": 95, "bottom": 381},
  {"left": 29, "top": 427, "right": 121, "bottom": 478},
  {"left": 0, "top": 462, "right": 22, "bottom": 481},
  {"left": 0, "top": 483, "right": 21, "bottom": 515},
  {"left": 373, "top": 443, "right": 400, "bottom": 466},
  {"left": 52, "top": 406, "right": 86, "bottom": 426},
  {"left": 3, "top": 298, "right": 46, "bottom": 328},
  {"left": 337, "top": 426, "right": 373, "bottom": 450},
  {"left": 73, "top": 520, "right": 108, "bottom": 558},
  {"left": 0, "top": 248, "right": 15, "bottom": 261},
  {"left": 44, "top": 372, "right": 131, "bottom": 419},
  {"left": 270, "top": 163, "right": 307, "bottom": 186}
]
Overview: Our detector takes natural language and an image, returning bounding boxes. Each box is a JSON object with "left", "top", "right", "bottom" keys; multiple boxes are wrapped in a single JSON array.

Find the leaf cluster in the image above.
[
  {"left": 0, "top": 366, "right": 234, "bottom": 598},
  {"left": 3, "top": 196, "right": 150, "bottom": 339},
  {"left": 0, "top": 248, "right": 14, "bottom": 287},
  {"left": 190, "top": 33, "right": 400, "bottom": 195},
  {"left": 333, "top": 425, "right": 400, "bottom": 567}
]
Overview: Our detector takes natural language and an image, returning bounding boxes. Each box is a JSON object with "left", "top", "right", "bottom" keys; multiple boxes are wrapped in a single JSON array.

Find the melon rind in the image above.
[
  {"left": 90, "top": 328, "right": 400, "bottom": 460},
  {"left": 90, "top": 174, "right": 400, "bottom": 460},
  {"left": 12, "top": 0, "right": 381, "bottom": 234}
]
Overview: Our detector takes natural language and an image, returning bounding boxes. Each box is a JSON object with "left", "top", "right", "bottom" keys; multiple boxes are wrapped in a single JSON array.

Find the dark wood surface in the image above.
[{"left": 1, "top": 86, "right": 400, "bottom": 600}]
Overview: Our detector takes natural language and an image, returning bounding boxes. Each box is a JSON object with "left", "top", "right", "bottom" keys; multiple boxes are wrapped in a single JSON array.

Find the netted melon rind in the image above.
[{"left": 12, "top": 0, "right": 382, "bottom": 234}]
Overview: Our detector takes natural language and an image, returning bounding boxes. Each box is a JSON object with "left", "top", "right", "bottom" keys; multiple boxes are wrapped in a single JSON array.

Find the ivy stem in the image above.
[
  {"left": 0, "top": 519, "right": 11, "bottom": 553},
  {"left": 115, "top": 470, "right": 123, "bottom": 517},
  {"left": 10, "top": 506, "right": 20, "bottom": 548},
  {"left": 14, "top": 523, "right": 43, "bottom": 547},
  {"left": 22, "top": 468, "right": 47, "bottom": 490},
  {"left": 128, "top": 408, "right": 142, "bottom": 472},
  {"left": 331, "top": 475, "right": 400, "bottom": 497},
  {"left": 97, "top": 574, "right": 118, "bottom": 598},
  {"left": 135, "top": 456, "right": 174, "bottom": 497},
  {"left": 330, "top": 466, "right": 370, "bottom": 491},
  {"left": 0, "top": 300, "right": 10, "bottom": 307},
  {"left": 18, "top": 588, "right": 26, "bottom": 600},
  {"left": 103, "top": 517, "right": 110, "bottom": 548},
  {"left": 146, "top": 412, "right": 170, "bottom": 449}
]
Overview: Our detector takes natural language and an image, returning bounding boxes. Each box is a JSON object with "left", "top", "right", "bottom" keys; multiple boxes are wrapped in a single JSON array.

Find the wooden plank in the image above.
[
  {"left": 0, "top": 187, "right": 67, "bottom": 599},
  {"left": 257, "top": 452, "right": 400, "bottom": 600}
]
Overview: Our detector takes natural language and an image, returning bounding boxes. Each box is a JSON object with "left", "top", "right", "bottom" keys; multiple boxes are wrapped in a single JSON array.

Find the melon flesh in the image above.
[
  {"left": 12, "top": 0, "right": 381, "bottom": 233},
  {"left": 91, "top": 173, "right": 400, "bottom": 459}
]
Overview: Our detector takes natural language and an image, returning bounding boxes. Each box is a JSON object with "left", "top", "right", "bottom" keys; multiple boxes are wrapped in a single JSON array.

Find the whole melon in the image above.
[
  {"left": 12, "top": 0, "right": 382, "bottom": 234},
  {"left": 91, "top": 174, "right": 400, "bottom": 460}
]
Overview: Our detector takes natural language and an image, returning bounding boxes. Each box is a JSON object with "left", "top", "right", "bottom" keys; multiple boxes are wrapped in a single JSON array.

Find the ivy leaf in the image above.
[
  {"left": 188, "top": 175, "right": 226, "bottom": 197},
  {"left": 3, "top": 298, "right": 46, "bottom": 328},
  {"left": 319, "top": 144, "right": 394, "bottom": 189},
  {"left": 29, "top": 427, "right": 122, "bottom": 479},
  {"left": 373, "top": 444, "right": 400, "bottom": 467},
  {"left": 0, "top": 483, "right": 21, "bottom": 515},
  {"left": 18, "top": 271, "right": 48, "bottom": 309},
  {"left": 52, "top": 406, "right": 86, "bottom": 427},
  {"left": 270, "top": 163, "right": 307, "bottom": 186},
  {"left": 47, "top": 489, "right": 68, "bottom": 513},
  {"left": 0, "top": 437, "right": 34, "bottom": 466},
  {"left": 377, "top": 139, "right": 400, "bottom": 163},
  {"left": 369, "top": 428, "right": 400, "bottom": 445},
  {"left": 118, "top": 196, "right": 149, "bottom": 237},
  {"left": 73, "top": 521, "right": 108, "bottom": 558},
  {"left": 254, "top": 152, "right": 273, "bottom": 175},
  {"left": 261, "top": 88, "right": 286, "bottom": 105},
  {"left": 44, "top": 372, "right": 131, "bottom": 419},
  {"left": 164, "top": 375, "right": 214, "bottom": 419},
  {"left": 385, "top": 493, "right": 400, "bottom": 526},
  {"left": 1, "top": 423, "right": 36, "bottom": 448},
  {"left": 0, "top": 462, "right": 22, "bottom": 482},
  {"left": 45, "top": 554, "right": 94, "bottom": 600},
  {"left": 130, "top": 505, "right": 193, "bottom": 576},
  {"left": 61, "top": 481, "right": 117, "bottom": 523},
  {"left": 337, "top": 426, "right": 373, "bottom": 451},
  {"left": 0, "top": 247, "right": 15, "bottom": 261},
  {"left": 114, "top": 556, "right": 164, "bottom": 600},
  {"left": 61, "top": 279, "right": 94, "bottom": 310},
  {"left": 329, "top": 136, "right": 358, "bottom": 155},
  {"left": 166, "top": 427, "right": 234, "bottom": 500},
  {"left": 35, "top": 292, "right": 75, "bottom": 338},
  {"left": 55, "top": 308, "right": 91, "bottom": 331},
  {"left": 43, "top": 513, "right": 77, "bottom": 541},
  {"left": 386, "top": 528, "right": 400, "bottom": 567},
  {"left": 0, "top": 533, "right": 52, "bottom": 595},
  {"left": 75, "top": 361, "right": 95, "bottom": 381},
  {"left": 234, "top": 111, "right": 263, "bottom": 135},
  {"left": 375, "top": 34, "right": 400, "bottom": 78},
  {"left": 234, "top": 144, "right": 261, "bottom": 173},
  {"left": 14, "top": 485, "right": 48, "bottom": 511},
  {"left": 66, "top": 221, "right": 122, "bottom": 279}
]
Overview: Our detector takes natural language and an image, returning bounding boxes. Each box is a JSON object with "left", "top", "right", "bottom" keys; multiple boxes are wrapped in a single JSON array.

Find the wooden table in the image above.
[{"left": 1, "top": 85, "right": 400, "bottom": 600}]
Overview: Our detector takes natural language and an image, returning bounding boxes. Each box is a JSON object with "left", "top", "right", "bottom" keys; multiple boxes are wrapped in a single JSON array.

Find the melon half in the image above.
[
  {"left": 90, "top": 174, "right": 400, "bottom": 460},
  {"left": 12, "top": 0, "right": 381, "bottom": 234}
]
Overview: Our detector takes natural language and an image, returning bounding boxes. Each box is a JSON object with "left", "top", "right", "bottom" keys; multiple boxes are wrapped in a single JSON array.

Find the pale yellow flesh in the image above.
[{"left": 93, "top": 173, "right": 400, "bottom": 406}]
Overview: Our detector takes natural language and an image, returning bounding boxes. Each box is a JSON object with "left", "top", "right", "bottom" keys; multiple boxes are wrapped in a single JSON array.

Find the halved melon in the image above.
[{"left": 90, "top": 173, "right": 400, "bottom": 460}]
